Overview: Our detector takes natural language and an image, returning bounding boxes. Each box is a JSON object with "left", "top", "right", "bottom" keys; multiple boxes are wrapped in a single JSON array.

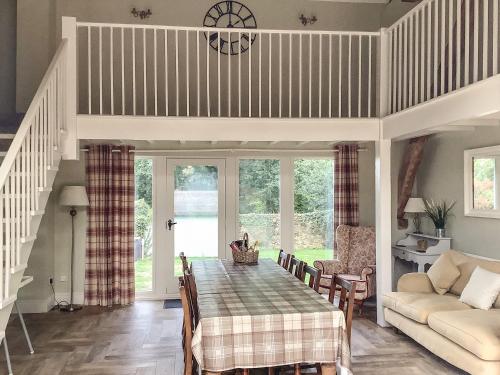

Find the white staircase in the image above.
[{"left": 0, "top": 39, "right": 70, "bottom": 335}]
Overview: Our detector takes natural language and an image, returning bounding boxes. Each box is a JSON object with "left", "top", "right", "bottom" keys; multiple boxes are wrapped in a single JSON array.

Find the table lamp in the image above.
[
  {"left": 59, "top": 186, "right": 89, "bottom": 312},
  {"left": 404, "top": 197, "right": 426, "bottom": 234}
]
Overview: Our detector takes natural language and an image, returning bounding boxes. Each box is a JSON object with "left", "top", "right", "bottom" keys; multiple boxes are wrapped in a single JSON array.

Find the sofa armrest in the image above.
[
  {"left": 397, "top": 272, "right": 434, "bottom": 293},
  {"left": 313, "top": 260, "right": 344, "bottom": 275}
]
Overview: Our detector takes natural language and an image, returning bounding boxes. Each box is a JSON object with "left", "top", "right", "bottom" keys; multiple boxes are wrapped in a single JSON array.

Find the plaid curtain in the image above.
[
  {"left": 85, "top": 144, "right": 135, "bottom": 306},
  {"left": 334, "top": 144, "right": 359, "bottom": 232}
]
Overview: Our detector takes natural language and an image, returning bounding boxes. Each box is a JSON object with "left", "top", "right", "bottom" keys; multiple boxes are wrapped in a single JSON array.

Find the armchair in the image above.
[{"left": 314, "top": 224, "right": 376, "bottom": 314}]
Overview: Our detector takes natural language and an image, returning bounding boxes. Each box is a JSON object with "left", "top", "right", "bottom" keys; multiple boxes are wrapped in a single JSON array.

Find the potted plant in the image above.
[{"left": 423, "top": 199, "right": 456, "bottom": 238}]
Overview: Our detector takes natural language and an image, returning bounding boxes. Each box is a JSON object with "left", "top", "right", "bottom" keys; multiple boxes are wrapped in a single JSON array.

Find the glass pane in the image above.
[
  {"left": 294, "top": 159, "right": 334, "bottom": 266},
  {"left": 239, "top": 159, "right": 280, "bottom": 261},
  {"left": 134, "top": 158, "right": 153, "bottom": 292},
  {"left": 174, "top": 165, "right": 219, "bottom": 276},
  {"left": 473, "top": 158, "right": 496, "bottom": 210}
]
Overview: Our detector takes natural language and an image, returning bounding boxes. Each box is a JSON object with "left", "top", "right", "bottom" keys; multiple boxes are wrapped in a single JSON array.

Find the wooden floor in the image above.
[{"left": 0, "top": 301, "right": 465, "bottom": 375}]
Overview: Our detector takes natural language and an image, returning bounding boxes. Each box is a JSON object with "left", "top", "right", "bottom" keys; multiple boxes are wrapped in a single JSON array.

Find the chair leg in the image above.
[
  {"left": 294, "top": 363, "right": 301, "bottom": 375},
  {"left": 2, "top": 337, "right": 13, "bottom": 375},
  {"left": 242, "top": 370, "right": 250, "bottom": 375},
  {"left": 268, "top": 368, "right": 276, "bottom": 375},
  {"left": 15, "top": 301, "right": 34, "bottom": 354}
]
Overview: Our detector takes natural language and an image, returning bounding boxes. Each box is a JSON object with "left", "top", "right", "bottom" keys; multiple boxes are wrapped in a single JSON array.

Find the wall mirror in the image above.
[{"left": 464, "top": 145, "right": 500, "bottom": 218}]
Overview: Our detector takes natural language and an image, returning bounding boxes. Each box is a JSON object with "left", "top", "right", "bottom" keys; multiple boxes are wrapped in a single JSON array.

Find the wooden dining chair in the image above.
[
  {"left": 288, "top": 257, "right": 305, "bottom": 280},
  {"left": 179, "top": 277, "right": 195, "bottom": 375},
  {"left": 328, "top": 275, "right": 356, "bottom": 345},
  {"left": 180, "top": 252, "right": 190, "bottom": 273},
  {"left": 301, "top": 264, "right": 322, "bottom": 293},
  {"left": 183, "top": 271, "right": 200, "bottom": 326},
  {"left": 277, "top": 249, "right": 294, "bottom": 270}
]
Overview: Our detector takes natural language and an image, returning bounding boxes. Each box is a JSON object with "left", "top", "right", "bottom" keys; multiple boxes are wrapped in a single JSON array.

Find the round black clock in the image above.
[{"left": 203, "top": 1, "right": 257, "bottom": 55}]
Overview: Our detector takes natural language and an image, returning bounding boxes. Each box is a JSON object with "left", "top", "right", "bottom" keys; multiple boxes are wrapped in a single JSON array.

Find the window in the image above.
[
  {"left": 238, "top": 159, "right": 280, "bottom": 260},
  {"left": 294, "top": 159, "right": 334, "bottom": 265},
  {"left": 473, "top": 158, "right": 496, "bottom": 210},
  {"left": 134, "top": 158, "right": 153, "bottom": 292}
]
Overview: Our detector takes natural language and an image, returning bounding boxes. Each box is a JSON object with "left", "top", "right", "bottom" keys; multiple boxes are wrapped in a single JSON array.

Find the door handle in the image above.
[{"left": 167, "top": 219, "right": 177, "bottom": 230}]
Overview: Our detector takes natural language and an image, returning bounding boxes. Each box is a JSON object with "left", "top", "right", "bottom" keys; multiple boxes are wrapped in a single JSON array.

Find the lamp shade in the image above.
[
  {"left": 404, "top": 197, "right": 426, "bottom": 213},
  {"left": 59, "top": 186, "right": 89, "bottom": 207}
]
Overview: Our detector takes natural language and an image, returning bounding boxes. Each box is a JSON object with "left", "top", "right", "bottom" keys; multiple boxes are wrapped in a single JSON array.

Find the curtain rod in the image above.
[{"left": 79, "top": 148, "right": 368, "bottom": 153}]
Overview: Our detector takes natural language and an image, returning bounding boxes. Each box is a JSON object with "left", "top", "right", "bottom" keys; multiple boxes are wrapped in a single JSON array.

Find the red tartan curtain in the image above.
[
  {"left": 334, "top": 144, "right": 359, "bottom": 231},
  {"left": 85, "top": 144, "right": 135, "bottom": 306}
]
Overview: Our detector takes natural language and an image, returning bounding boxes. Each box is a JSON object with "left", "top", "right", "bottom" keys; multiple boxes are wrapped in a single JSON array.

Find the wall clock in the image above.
[{"left": 203, "top": 1, "right": 257, "bottom": 55}]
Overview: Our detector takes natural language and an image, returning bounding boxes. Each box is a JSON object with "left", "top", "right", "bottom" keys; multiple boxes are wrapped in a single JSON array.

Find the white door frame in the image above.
[{"left": 164, "top": 158, "right": 226, "bottom": 298}]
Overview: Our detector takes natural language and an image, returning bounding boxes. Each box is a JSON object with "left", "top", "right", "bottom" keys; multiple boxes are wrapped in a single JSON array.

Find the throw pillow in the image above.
[
  {"left": 427, "top": 253, "right": 461, "bottom": 295},
  {"left": 459, "top": 266, "right": 500, "bottom": 310}
]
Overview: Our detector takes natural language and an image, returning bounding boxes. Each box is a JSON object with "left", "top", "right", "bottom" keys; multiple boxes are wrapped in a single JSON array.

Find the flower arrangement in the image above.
[{"left": 423, "top": 199, "right": 456, "bottom": 237}]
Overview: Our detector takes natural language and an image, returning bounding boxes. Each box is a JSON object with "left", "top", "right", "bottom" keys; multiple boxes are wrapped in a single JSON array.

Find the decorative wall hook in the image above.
[
  {"left": 131, "top": 8, "right": 152, "bottom": 19},
  {"left": 299, "top": 14, "right": 317, "bottom": 26}
]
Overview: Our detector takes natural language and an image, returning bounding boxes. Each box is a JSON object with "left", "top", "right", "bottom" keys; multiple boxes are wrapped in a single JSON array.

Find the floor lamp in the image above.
[{"left": 59, "top": 186, "right": 89, "bottom": 312}]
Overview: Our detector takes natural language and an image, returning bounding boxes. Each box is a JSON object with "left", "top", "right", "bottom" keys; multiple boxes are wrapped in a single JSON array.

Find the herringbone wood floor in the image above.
[{"left": 0, "top": 301, "right": 465, "bottom": 374}]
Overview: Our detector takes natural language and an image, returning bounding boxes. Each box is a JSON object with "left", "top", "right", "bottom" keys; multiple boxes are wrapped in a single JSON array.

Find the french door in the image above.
[{"left": 163, "top": 159, "right": 226, "bottom": 296}]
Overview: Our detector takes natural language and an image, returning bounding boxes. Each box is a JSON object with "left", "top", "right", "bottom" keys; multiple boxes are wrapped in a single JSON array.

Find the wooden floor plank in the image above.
[{"left": 0, "top": 301, "right": 465, "bottom": 374}]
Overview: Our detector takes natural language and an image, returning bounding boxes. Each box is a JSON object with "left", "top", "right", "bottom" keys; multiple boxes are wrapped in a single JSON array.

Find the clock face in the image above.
[{"left": 203, "top": 1, "right": 257, "bottom": 55}]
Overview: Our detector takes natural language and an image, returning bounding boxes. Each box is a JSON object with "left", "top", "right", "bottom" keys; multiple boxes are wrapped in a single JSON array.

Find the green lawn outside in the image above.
[{"left": 135, "top": 248, "right": 333, "bottom": 292}]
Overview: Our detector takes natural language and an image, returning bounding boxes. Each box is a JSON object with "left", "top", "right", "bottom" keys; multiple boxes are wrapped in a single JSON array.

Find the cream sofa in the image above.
[{"left": 383, "top": 250, "right": 500, "bottom": 375}]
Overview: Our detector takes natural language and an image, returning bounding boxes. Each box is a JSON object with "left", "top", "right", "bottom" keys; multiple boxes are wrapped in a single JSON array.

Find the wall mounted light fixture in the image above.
[
  {"left": 299, "top": 14, "right": 317, "bottom": 26},
  {"left": 131, "top": 8, "right": 152, "bottom": 19}
]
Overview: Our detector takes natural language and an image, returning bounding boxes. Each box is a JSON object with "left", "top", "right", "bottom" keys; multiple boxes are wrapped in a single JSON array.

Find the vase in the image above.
[{"left": 435, "top": 228, "right": 446, "bottom": 238}]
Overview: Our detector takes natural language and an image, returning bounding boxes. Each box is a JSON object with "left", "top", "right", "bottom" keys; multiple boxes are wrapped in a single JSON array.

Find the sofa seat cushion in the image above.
[
  {"left": 428, "top": 309, "right": 500, "bottom": 361},
  {"left": 382, "top": 292, "right": 471, "bottom": 324}
]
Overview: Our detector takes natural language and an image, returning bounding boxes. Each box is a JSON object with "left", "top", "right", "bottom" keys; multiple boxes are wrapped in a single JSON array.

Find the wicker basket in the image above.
[{"left": 230, "top": 240, "right": 259, "bottom": 265}]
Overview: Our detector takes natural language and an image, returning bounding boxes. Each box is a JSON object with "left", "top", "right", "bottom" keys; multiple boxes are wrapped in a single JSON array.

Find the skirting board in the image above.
[
  {"left": 16, "top": 295, "right": 56, "bottom": 314},
  {"left": 55, "top": 292, "right": 85, "bottom": 306}
]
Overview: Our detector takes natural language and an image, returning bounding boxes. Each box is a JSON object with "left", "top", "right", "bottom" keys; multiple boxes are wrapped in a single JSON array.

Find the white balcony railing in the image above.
[
  {"left": 76, "top": 22, "right": 379, "bottom": 119},
  {"left": 387, "top": 0, "right": 500, "bottom": 114}
]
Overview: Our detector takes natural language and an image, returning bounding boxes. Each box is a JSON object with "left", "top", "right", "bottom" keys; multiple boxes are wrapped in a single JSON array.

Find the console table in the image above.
[{"left": 392, "top": 233, "right": 451, "bottom": 279}]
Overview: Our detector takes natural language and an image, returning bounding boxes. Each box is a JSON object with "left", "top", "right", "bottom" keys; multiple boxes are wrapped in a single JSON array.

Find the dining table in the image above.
[{"left": 190, "top": 258, "right": 352, "bottom": 375}]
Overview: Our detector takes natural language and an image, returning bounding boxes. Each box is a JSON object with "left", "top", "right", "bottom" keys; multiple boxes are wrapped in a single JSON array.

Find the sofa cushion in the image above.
[
  {"left": 459, "top": 266, "right": 500, "bottom": 310},
  {"left": 445, "top": 250, "right": 500, "bottom": 307},
  {"left": 427, "top": 253, "right": 461, "bottom": 295},
  {"left": 428, "top": 309, "right": 500, "bottom": 361},
  {"left": 382, "top": 292, "right": 471, "bottom": 324}
]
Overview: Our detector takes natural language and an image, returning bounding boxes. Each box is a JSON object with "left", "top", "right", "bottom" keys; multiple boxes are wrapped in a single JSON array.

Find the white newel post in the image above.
[
  {"left": 61, "top": 17, "right": 79, "bottom": 160},
  {"left": 376, "top": 28, "right": 392, "bottom": 327}
]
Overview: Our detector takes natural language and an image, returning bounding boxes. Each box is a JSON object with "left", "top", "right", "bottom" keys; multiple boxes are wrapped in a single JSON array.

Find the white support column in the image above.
[
  {"left": 375, "top": 140, "right": 392, "bottom": 327},
  {"left": 376, "top": 27, "right": 392, "bottom": 327},
  {"left": 225, "top": 157, "right": 238, "bottom": 260},
  {"left": 61, "top": 17, "right": 79, "bottom": 160},
  {"left": 280, "top": 157, "right": 294, "bottom": 253}
]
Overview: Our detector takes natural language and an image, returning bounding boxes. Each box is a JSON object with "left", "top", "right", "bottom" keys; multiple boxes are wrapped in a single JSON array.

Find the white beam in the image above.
[
  {"left": 375, "top": 139, "right": 392, "bottom": 327},
  {"left": 77, "top": 116, "right": 380, "bottom": 142},
  {"left": 382, "top": 75, "right": 500, "bottom": 140},
  {"left": 446, "top": 118, "right": 500, "bottom": 127},
  {"left": 61, "top": 17, "right": 79, "bottom": 160},
  {"left": 296, "top": 141, "right": 310, "bottom": 147}
]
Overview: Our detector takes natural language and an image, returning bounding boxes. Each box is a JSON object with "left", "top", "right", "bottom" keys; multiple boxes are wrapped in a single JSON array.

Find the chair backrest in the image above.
[
  {"left": 180, "top": 252, "right": 190, "bottom": 273},
  {"left": 288, "top": 257, "right": 305, "bottom": 279},
  {"left": 179, "top": 277, "right": 194, "bottom": 374},
  {"left": 328, "top": 275, "right": 356, "bottom": 345},
  {"left": 336, "top": 224, "right": 376, "bottom": 275},
  {"left": 277, "top": 249, "right": 294, "bottom": 270},
  {"left": 302, "top": 264, "right": 322, "bottom": 292},
  {"left": 183, "top": 271, "right": 200, "bottom": 326}
]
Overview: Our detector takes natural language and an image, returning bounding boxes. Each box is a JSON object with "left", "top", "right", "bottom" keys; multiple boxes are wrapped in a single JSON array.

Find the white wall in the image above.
[
  {"left": 0, "top": 0, "right": 17, "bottom": 114},
  {"left": 417, "top": 128, "right": 500, "bottom": 260}
]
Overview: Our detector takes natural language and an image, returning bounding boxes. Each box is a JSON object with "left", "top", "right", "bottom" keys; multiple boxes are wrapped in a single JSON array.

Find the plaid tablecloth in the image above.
[{"left": 191, "top": 259, "right": 352, "bottom": 373}]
